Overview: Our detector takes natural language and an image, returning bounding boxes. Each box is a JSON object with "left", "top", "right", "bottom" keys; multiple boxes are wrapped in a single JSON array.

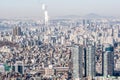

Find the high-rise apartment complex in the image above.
[
  {"left": 71, "top": 44, "right": 83, "bottom": 80},
  {"left": 85, "top": 43, "right": 96, "bottom": 79},
  {"left": 103, "top": 44, "right": 114, "bottom": 76},
  {"left": 13, "top": 26, "right": 22, "bottom": 36}
]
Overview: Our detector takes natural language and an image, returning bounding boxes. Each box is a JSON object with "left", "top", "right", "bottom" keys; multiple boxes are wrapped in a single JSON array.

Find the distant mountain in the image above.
[
  {"left": 84, "top": 13, "right": 102, "bottom": 18},
  {"left": 84, "top": 13, "right": 117, "bottom": 19},
  {"left": 55, "top": 15, "right": 81, "bottom": 19},
  {"left": 54, "top": 13, "right": 117, "bottom": 19}
]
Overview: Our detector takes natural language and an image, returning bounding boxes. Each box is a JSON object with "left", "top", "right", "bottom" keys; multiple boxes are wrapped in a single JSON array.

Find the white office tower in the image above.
[
  {"left": 44, "top": 10, "right": 49, "bottom": 25},
  {"left": 42, "top": 4, "right": 45, "bottom": 10},
  {"left": 61, "top": 36, "right": 64, "bottom": 45},
  {"left": 103, "top": 44, "right": 114, "bottom": 77},
  {"left": 79, "top": 36, "right": 84, "bottom": 45},
  {"left": 42, "top": 4, "right": 49, "bottom": 26},
  {"left": 113, "top": 27, "right": 119, "bottom": 41},
  {"left": 71, "top": 44, "right": 83, "bottom": 80}
]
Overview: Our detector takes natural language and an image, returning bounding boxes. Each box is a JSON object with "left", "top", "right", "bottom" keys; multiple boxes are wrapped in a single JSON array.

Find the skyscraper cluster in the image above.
[
  {"left": 72, "top": 42, "right": 114, "bottom": 80},
  {"left": 0, "top": 17, "right": 120, "bottom": 79}
]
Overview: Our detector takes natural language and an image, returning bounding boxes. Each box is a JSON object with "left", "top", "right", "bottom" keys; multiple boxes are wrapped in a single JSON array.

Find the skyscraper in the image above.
[
  {"left": 17, "top": 27, "right": 22, "bottom": 36},
  {"left": 103, "top": 44, "right": 114, "bottom": 76},
  {"left": 12, "top": 61, "right": 24, "bottom": 75},
  {"left": 85, "top": 43, "right": 96, "bottom": 79},
  {"left": 13, "top": 26, "right": 22, "bottom": 36},
  {"left": 71, "top": 44, "right": 83, "bottom": 80}
]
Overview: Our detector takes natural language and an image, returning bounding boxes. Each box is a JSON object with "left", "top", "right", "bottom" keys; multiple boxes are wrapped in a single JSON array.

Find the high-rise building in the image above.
[
  {"left": 17, "top": 27, "right": 22, "bottom": 36},
  {"left": 85, "top": 43, "right": 96, "bottom": 79},
  {"left": 13, "top": 27, "right": 22, "bottom": 36},
  {"left": 83, "top": 19, "right": 86, "bottom": 26},
  {"left": 71, "top": 44, "right": 83, "bottom": 80},
  {"left": 12, "top": 61, "right": 24, "bottom": 75},
  {"left": 103, "top": 44, "right": 114, "bottom": 76},
  {"left": 13, "top": 27, "right": 17, "bottom": 36}
]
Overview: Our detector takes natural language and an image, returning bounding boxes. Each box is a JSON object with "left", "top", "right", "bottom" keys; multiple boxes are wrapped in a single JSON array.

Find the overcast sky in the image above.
[{"left": 0, "top": 0, "right": 120, "bottom": 18}]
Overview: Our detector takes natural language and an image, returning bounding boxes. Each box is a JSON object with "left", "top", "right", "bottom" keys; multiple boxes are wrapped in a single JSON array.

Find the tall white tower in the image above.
[{"left": 42, "top": 4, "right": 49, "bottom": 26}]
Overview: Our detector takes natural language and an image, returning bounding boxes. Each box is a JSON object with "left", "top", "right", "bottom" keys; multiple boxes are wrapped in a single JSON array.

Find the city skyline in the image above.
[
  {"left": 0, "top": 0, "right": 120, "bottom": 79},
  {"left": 0, "top": 0, "right": 120, "bottom": 18}
]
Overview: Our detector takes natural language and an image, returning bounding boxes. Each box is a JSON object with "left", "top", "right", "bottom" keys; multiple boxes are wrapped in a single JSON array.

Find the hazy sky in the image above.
[{"left": 0, "top": 0, "right": 120, "bottom": 18}]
